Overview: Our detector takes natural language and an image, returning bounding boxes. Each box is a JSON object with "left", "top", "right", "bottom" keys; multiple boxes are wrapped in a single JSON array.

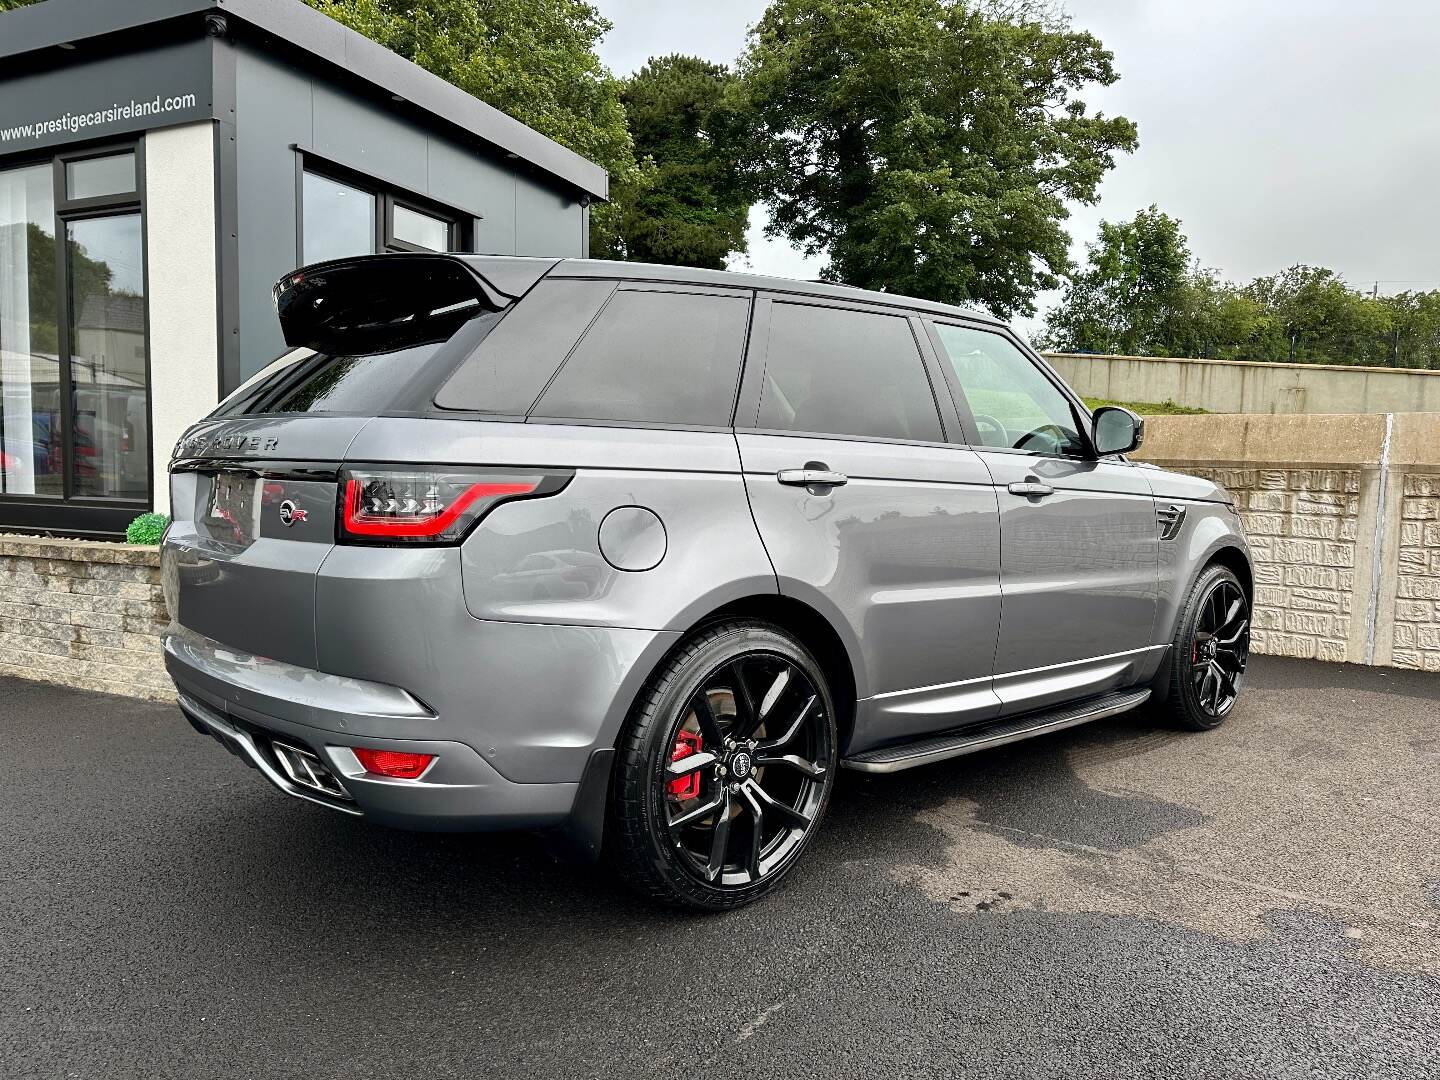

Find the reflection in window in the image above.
[
  {"left": 757, "top": 303, "right": 943, "bottom": 442},
  {"left": 391, "top": 204, "right": 450, "bottom": 252},
  {"left": 66, "top": 153, "right": 137, "bottom": 201},
  {"left": 68, "top": 213, "right": 148, "bottom": 499},
  {"left": 302, "top": 172, "right": 376, "bottom": 265},
  {"left": 0, "top": 163, "right": 61, "bottom": 497},
  {"left": 931, "top": 323, "right": 1084, "bottom": 455}
]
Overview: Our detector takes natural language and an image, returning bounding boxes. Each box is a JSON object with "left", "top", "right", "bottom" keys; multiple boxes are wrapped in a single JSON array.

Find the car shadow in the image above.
[{"left": 207, "top": 705, "right": 1201, "bottom": 943}]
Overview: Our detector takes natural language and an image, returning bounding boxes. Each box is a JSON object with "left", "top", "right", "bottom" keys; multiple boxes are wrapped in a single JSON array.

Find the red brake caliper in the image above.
[{"left": 667, "top": 730, "right": 705, "bottom": 800}]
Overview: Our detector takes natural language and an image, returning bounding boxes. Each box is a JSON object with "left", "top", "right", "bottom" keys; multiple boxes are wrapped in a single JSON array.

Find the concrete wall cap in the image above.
[
  {"left": 1045, "top": 352, "right": 1440, "bottom": 378},
  {"left": 1136, "top": 412, "right": 1405, "bottom": 467},
  {"left": 1389, "top": 413, "right": 1440, "bottom": 468},
  {"left": 0, "top": 534, "right": 161, "bottom": 567}
]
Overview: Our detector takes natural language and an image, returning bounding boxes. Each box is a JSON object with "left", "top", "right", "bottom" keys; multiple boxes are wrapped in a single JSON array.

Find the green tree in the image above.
[
  {"left": 0, "top": 0, "right": 41, "bottom": 10},
  {"left": 732, "top": 0, "right": 1137, "bottom": 317},
  {"left": 615, "top": 55, "right": 749, "bottom": 268},
  {"left": 1043, "top": 209, "right": 1440, "bottom": 369},
  {"left": 1243, "top": 265, "right": 1391, "bottom": 365},
  {"left": 303, "top": 0, "right": 638, "bottom": 255},
  {"left": 1042, "top": 206, "right": 1192, "bottom": 355},
  {"left": 1380, "top": 291, "right": 1440, "bottom": 369}
]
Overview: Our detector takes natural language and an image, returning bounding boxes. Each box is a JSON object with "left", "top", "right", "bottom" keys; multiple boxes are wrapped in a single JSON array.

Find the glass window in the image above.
[
  {"left": 755, "top": 303, "right": 943, "bottom": 442},
  {"left": 0, "top": 163, "right": 62, "bottom": 497},
  {"left": 302, "top": 172, "right": 376, "bottom": 265},
  {"left": 532, "top": 289, "right": 749, "bottom": 426},
  {"left": 217, "top": 339, "right": 478, "bottom": 417},
  {"left": 930, "top": 323, "right": 1085, "bottom": 456},
  {"left": 68, "top": 213, "right": 148, "bottom": 499},
  {"left": 65, "top": 153, "right": 136, "bottom": 200},
  {"left": 391, "top": 204, "right": 451, "bottom": 252},
  {"left": 434, "top": 279, "right": 614, "bottom": 414}
]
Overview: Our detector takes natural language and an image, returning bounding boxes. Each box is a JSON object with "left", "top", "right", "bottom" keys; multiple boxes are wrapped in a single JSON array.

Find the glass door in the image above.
[
  {"left": 0, "top": 162, "right": 61, "bottom": 498},
  {"left": 0, "top": 144, "right": 149, "bottom": 534},
  {"left": 66, "top": 212, "right": 147, "bottom": 501}
]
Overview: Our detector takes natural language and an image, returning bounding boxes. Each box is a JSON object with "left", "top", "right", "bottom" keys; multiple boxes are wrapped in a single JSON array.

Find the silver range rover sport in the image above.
[{"left": 162, "top": 253, "right": 1252, "bottom": 910}]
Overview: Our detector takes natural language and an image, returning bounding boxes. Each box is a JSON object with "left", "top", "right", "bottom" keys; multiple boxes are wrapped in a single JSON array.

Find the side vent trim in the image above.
[{"left": 1157, "top": 504, "right": 1187, "bottom": 541}]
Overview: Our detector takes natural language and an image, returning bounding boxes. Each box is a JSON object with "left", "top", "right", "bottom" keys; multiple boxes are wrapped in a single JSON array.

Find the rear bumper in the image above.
[{"left": 163, "top": 624, "right": 647, "bottom": 835}]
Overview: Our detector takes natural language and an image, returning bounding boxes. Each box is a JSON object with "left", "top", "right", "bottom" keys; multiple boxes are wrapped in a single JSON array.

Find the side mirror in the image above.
[{"left": 1092, "top": 406, "right": 1144, "bottom": 456}]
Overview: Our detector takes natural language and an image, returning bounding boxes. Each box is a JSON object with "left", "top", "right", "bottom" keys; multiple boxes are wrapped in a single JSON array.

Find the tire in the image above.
[
  {"left": 1158, "top": 564, "right": 1251, "bottom": 731},
  {"left": 608, "top": 619, "right": 838, "bottom": 911}
]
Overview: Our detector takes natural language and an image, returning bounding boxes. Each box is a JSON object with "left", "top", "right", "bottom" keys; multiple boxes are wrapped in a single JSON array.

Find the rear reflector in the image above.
[
  {"left": 339, "top": 466, "right": 571, "bottom": 544},
  {"left": 354, "top": 748, "right": 435, "bottom": 780}
]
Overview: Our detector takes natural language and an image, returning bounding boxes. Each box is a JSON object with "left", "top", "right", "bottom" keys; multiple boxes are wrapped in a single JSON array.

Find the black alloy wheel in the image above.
[
  {"left": 1161, "top": 564, "right": 1251, "bottom": 731},
  {"left": 1191, "top": 576, "right": 1250, "bottom": 718},
  {"left": 610, "top": 620, "right": 838, "bottom": 910}
]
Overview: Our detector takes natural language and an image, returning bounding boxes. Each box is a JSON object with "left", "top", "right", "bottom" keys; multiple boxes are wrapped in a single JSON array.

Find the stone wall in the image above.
[
  {"left": 1179, "top": 466, "right": 1361, "bottom": 663},
  {"left": 1138, "top": 412, "right": 1440, "bottom": 671},
  {"left": 0, "top": 535, "right": 171, "bottom": 701}
]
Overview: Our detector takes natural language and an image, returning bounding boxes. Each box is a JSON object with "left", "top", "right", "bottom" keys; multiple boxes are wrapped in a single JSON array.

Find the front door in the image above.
[
  {"left": 735, "top": 297, "right": 1003, "bottom": 754},
  {"left": 923, "top": 321, "right": 1161, "bottom": 716}
]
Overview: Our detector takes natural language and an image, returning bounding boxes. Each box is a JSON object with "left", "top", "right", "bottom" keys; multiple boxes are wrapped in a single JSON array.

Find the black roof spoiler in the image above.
[{"left": 272, "top": 254, "right": 558, "bottom": 354}]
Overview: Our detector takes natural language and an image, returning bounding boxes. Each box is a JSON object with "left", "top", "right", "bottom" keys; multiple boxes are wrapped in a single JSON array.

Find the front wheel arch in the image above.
[{"left": 1151, "top": 545, "right": 1253, "bottom": 704}]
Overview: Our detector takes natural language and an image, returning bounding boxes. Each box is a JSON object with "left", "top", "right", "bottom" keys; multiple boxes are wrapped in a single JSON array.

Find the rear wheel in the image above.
[
  {"left": 608, "top": 620, "right": 837, "bottom": 911},
  {"left": 1160, "top": 564, "right": 1251, "bottom": 731}
]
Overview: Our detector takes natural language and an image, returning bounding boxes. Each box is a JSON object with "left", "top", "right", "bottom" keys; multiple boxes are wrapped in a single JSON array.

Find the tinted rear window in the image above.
[
  {"left": 215, "top": 311, "right": 500, "bottom": 417},
  {"left": 754, "top": 303, "right": 943, "bottom": 442},
  {"left": 433, "top": 278, "right": 615, "bottom": 414},
  {"left": 530, "top": 288, "right": 750, "bottom": 426}
]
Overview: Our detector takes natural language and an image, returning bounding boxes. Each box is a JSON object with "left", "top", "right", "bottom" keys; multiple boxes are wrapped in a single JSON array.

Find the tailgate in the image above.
[{"left": 162, "top": 416, "right": 365, "bottom": 669}]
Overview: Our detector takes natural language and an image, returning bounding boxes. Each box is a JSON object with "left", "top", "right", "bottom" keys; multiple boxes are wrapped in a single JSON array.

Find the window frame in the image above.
[
  {"left": 383, "top": 194, "right": 459, "bottom": 255},
  {"left": 296, "top": 156, "right": 465, "bottom": 265},
  {"left": 523, "top": 280, "right": 756, "bottom": 434},
  {"left": 920, "top": 317, "right": 1099, "bottom": 460},
  {"left": 732, "top": 293, "right": 955, "bottom": 448},
  {"left": 0, "top": 137, "right": 152, "bottom": 536}
]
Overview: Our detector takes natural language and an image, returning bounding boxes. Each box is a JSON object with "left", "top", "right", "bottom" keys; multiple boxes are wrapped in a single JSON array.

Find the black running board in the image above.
[{"left": 841, "top": 688, "right": 1152, "bottom": 774}]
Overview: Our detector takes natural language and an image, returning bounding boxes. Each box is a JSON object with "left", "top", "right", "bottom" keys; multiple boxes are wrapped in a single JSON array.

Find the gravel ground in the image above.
[{"left": 2, "top": 656, "right": 1437, "bottom": 1079}]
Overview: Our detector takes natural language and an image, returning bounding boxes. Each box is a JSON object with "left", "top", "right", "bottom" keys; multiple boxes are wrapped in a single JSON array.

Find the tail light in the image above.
[{"left": 339, "top": 466, "right": 570, "bottom": 544}]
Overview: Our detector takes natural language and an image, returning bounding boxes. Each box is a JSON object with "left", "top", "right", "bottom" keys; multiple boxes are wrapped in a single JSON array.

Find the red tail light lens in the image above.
[
  {"left": 354, "top": 748, "right": 435, "bottom": 779},
  {"left": 339, "top": 466, "right": 570, "bottom": 544}
]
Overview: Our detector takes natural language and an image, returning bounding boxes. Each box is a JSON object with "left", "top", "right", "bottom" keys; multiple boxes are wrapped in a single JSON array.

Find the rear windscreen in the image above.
[{"left": 214, "top": 311, "right": 502, "bottom": 418}]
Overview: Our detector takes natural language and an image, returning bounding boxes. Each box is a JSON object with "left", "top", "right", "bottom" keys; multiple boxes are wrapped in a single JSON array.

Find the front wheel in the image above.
[
  {"left": 1160, "top": 564, "right": 1251, "bottom": 731},
  {"left": 608, "top": 620, "right": 838, "bottom": 911}
]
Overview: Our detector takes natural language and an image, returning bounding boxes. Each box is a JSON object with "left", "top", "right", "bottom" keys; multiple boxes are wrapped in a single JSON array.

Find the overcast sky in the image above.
[{"left": 591, "top": 0, "right": 1440, "bottom": 335}]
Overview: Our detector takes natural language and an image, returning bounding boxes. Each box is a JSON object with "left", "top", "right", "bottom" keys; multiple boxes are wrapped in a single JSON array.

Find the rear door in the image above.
[
  {"left": 922, "top": 320, "right": 1160, "bottom": 715},
  {"left": 735, "top": 296, "right": 1003, "bottom": 753}
]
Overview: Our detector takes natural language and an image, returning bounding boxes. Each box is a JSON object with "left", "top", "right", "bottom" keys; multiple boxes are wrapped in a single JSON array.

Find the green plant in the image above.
[{"left": 125, "top": 513, "right": 169, "bottom": 545}]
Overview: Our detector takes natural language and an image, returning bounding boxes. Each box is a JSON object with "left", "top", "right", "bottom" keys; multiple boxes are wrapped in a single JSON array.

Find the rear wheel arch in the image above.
[
  {"left": 561, "top": 593, "right": 859, "bottom": 864},
  {"left": 696, "top": 595, "right": 860, "bottom": 755}
]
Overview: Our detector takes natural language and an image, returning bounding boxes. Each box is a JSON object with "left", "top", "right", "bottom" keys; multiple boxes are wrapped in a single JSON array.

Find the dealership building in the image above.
[{"left": 0, "top": 0, "right": 607, "bottom": 536}]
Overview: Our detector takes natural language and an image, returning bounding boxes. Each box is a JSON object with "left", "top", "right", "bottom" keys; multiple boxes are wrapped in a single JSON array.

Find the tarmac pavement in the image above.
[{"left": 2, "top": 656, "right": 1437, "bottom": 1079}]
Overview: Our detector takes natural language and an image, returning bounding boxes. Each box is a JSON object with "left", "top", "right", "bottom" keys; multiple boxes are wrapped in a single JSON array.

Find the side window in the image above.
[
  {"left": 755, "top": 303, "right": 943, "bottom": 442},
  {"left": 433, "top": 279, "right": 614, "bottom": 413},
  {"left": 531, "top": 289, "right": 749, "bottom": 426},
  {"left": 930, "top": 323, "right": 1086, "bottom": 456}
]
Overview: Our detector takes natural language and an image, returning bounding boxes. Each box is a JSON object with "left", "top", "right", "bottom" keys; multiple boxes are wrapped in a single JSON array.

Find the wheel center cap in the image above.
[{"left": 729, "top": 750, "right": 754, "bottom": 780}]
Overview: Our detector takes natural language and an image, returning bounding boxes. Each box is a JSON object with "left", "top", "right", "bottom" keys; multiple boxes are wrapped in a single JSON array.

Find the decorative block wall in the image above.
[
  {"left": 1139, "top": 412, "right": 1440, "bottom": 671},
  {"left": 1392, "top": 473, "right": 1440, "bottom": 672},
  {"left": 0, "top": 536, "right": 171, "bottom": 701}
]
